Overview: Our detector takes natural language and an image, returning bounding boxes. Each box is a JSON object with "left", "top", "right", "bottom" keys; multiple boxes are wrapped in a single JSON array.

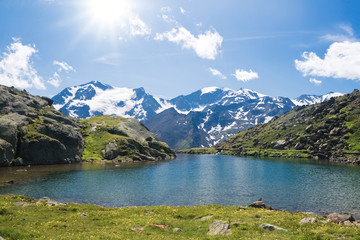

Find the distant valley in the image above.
[{"left": 52, "top": 81, "right": 343, "bottom": 149}]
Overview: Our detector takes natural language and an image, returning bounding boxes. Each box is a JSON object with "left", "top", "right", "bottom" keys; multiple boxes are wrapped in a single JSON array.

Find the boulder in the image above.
[
  {"left": 260, "top": 223, "right": 288, "bottom": 231},
  {"left": 271, "top": 140, "right": 286, "bottom": 150},
  {"left": 0, "top": 139, "right": 14, "bottom": 166},
  {"left": 207, "top": 221, "right": 232, "bottom": 236},
  {"left": 248, "top": 201, "right": 273, "bottom": 210},
  {"left": 299, "top": 217, "right": 318, "bottom": 225},
  {"left": 103, "top": 141, "right": 119, "bottom": 160},
  {"left": 326, "top": 213, "right": 356, "bottom": 224}
]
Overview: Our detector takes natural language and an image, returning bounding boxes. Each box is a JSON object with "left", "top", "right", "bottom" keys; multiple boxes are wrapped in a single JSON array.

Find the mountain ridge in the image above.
[{"left": 52, "top": 81, "right": 344, "bottom": 149}]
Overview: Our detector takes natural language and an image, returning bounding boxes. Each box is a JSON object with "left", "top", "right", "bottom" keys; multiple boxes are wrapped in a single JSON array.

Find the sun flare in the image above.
[{"left": 88, "top": 0, "right": 130, "bottom": 24}]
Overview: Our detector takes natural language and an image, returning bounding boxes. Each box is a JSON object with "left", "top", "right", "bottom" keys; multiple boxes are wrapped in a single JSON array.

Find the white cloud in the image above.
[
  {"left": 155, "top": 27, "right": 223, "bottom": 60},
  {"left": 208, "top": 67, "right": 227, "bottom": 79},
  {"left": 129, "top": 15, "right": 151, "bottom": 37},
  {"left": 321, "top": 24, "right": 356, "bottom": 42},
  {"left": 309, "top": 78, "right": 322, "bottom": 86},
  {"left": 94, "top": 53, "right": 121, "bottom": 66},
  {"left": 53, "top": 60, "right": 75, "bottom": 72},
  {"left": 160, "top": 6, "right": 172, "bottom": 13},
  {"left": 48, "top": 61, "right": 75, "bottom": 87},
  {"left": 0, "top": 38, "right": 45, "bottom": 90},
  {"left": 295, "top": 41, "right": 360, "bottom": 80},
  {"left": 180, "top": 7, "right": 186, "bottom": 14},
  {"left": 48, "top": 72, "right": 61, "bottom": 87},
  {"left": 232, "top": 69, "right": 259, "bottom": 82}
]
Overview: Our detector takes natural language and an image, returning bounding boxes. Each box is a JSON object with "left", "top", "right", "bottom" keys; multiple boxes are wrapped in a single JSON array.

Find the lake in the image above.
[{"left": 1, "top": 154, "right": 360, "bottom": 217}]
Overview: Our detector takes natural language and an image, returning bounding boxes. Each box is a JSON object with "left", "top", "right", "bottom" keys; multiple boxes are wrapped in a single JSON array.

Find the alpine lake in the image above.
[{"left": 1, "top": 154, "right": 360, "bottom": 218}]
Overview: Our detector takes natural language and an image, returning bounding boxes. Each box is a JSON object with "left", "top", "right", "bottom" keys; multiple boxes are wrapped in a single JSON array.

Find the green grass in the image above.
[
  {"left": 0, "top": 195, "right": 359, "bottom": 239},
  {"left": 177, "top": 148, "right": 217, "bottom": 154}
]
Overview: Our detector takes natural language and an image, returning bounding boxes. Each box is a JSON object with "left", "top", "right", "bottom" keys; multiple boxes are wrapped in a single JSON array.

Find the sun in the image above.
[{"left": 87, "top": 0, "right": 130, "bottom": 24}]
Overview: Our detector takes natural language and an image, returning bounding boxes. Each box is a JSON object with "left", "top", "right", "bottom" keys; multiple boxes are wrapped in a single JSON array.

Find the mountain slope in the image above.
[
  {"left": 53, "top": 81, "right": 344, "bottom": 150},
  {"left": 216, "top": 89, "right": 360, "bottom": 164},
  {"left": 53, "top": 81, "right": 166, "bottom": 120}
]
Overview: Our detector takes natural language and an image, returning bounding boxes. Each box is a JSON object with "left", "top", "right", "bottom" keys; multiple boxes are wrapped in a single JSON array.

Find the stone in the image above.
[
  {"left": 299, "top": 217, "right": 318, "bottom": 225},
  {"left": 81, "top": 213, "right": 89, "bottom": 218},
  {"left": 145, "top": 210, "right": 154, "bottom": 215},
  {"left": 149, "top": 224, "right": 168, "bottom": 230},
  {"left": 103, "top": 141, "right": 119, "bottom": 160},
  {"left": 172, "top": 227, "right": 182, "bottom": 232},
  {"left": 271, "top": 140, "right": 286, "bottom": 150},
  {"left": 197, "top": 215, "right": 213, "bottom": 221},
  {"left": 131, "top": 227, "right": 144, "bottom": 232},
  {"left": 13, "top": 202, "right": 31, "bottom": 207},
  {"left": 207, "top": 221, "right": 232, "bottom": 236},
  {"left": 305, "top": 212, "right": 317, "bottom": 216},
  {"left": 341, "top": 220, "right": 354, "bottom": 227},
  {"left": 326, "top": 213, "right": 356, "bottom": 224},
  {"left": 0, "top": 236, "right": 6, "bottom": 240},
  {"left": 248, "top": 201, "right": 273, "bottom": 210},
  {"left": 260, "top": 223, "right": 288, "bottom": 232},
  {"left": 36, "top": 197, "right": 62, "bottom": 206}
]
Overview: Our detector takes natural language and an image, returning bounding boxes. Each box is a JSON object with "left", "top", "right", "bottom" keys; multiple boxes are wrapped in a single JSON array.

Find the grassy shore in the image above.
[{"left": 0, "top": 195, "right": 359, "bottom": 239}]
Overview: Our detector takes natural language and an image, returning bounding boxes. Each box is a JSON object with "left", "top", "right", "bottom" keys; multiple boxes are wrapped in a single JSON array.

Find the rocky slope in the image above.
[
  {"left": 80, "top": 115, "right": 175, "bottom": 162},
  {"left": 53, "top": 81, "right": 343, "bottom": 150},
  {"left": 0, "top": 85, "right": 84, "bottom": 166},
  {"left": 215, "top": 89, "right": 360, "bottom": 164},
  {"left": 0, "top": 85, "right": 175, "bottom": 166}
]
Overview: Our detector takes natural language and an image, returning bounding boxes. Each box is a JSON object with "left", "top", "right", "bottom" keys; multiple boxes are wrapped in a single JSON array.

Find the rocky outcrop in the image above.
[
  {"left": 248, "top": 200, "right": 273, "bottom": 210},
  {"left": 81, "top": 115, "right": 176, "bottom": 162},
  {"left": 0, "top": 85, "right": 83, "bottom": 166}
]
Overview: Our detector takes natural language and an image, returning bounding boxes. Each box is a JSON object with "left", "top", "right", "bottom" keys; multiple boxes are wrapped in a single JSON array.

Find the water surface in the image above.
[{"left": 1, "top": 154, "right": 359, "bottom": 217}]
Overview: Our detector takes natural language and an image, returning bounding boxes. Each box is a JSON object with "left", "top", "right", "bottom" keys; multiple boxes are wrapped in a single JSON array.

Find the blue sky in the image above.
[{"left": 0, "top": 0, "right": 359, "bottom": 99}]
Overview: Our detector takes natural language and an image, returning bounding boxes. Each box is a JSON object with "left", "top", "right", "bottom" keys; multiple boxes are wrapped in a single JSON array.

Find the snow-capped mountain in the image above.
[
  {"left": 291, "top": 92, "right": 344, "bottom": 106},
  {"left": 52, "top": 81, "right": 166, "bottom": 120},
  {"left": 52, "top": 81, "right": 344, "bottom": 149},
  {"left": 144, "top": 87, "right": 295, "bottom": 149}
]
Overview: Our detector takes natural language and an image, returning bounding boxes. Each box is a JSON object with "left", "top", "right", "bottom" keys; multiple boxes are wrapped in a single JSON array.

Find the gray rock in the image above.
[
  {"left": 341, "top": 220, "right": 354, "bottom": 227},
  {"left": 207, "top": 221, "right": 232, "bottom": 236},
  {"left": 36, "top": 197, "right": 62, "bottom": 206},
  {"left": 299, "top": 217, "right": 318, "bottom": 225},
  {"left": 81, "top": 213, "right": 89, "bottom": 218},
  {"left": 13, "top": 202, "right": 31, "bottom": 207},
  {"left": 327, "top": 213, "right": 356, "bottom": 224},
  {"left": 131, "top": 227, "right": 144, "bottom": 232},
  {"left": 248, "top": 201, "right": 273, "bottom": 210},
  {"left": 271, "top": 140, "right": 286, "bottom": 150},
  {"left": 0, "top": 236, "right": 6, "bottom": 240},
  {"left": 0, "top": 139, "right": 14, "bottom": 166},
  {"left": 172, "top": 227, "right": 182, "bottom": 232},
  {"left": 260, "top": 223, "right": 288, "bottom": 232},
  {"left": 197, "top": 215, "right": 213, "bottom": 221},
  {"left": 103, "top": 141, "right": 119, "bottom": 160}
]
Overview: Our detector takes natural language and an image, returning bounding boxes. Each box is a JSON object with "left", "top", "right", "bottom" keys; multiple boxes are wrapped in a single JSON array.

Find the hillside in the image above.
[
  {"left": 80, "top": 115, "right": 175, "bottom": 162},
  {"left": 0, "top": 84, "right": 175, "bottom": 166},
  {"left": 215, "top": 89, "right": 360, "bottom": 164}
]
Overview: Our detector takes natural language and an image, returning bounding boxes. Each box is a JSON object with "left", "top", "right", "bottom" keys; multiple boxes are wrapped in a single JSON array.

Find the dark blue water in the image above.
[{"left": 1, "top": 154, "right": 360, "bottom": 216}]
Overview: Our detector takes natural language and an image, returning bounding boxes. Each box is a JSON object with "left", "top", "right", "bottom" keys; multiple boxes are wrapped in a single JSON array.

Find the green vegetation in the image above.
[
  {"left": 0, "top": 195, "right": 359, "bottom": 239},
  {"left": 215, "top": 90, "right": 360, "bottom": 164},
  {"left": 177, "top": 148, "right": 217, "bottom": 154},
  {"left": 80, "top": 115, "right": 175, "bottom": 162}
]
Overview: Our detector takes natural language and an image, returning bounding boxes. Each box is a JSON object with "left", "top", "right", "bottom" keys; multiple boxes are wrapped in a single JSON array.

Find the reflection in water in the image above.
[{"left": 0, "top": 154, "right": 360, "bottom": 217}]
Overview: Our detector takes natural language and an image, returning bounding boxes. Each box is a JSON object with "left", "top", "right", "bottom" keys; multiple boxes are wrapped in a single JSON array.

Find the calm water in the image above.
[{"left": 1, "top": 154, "right": 360, "bottom": 216}]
